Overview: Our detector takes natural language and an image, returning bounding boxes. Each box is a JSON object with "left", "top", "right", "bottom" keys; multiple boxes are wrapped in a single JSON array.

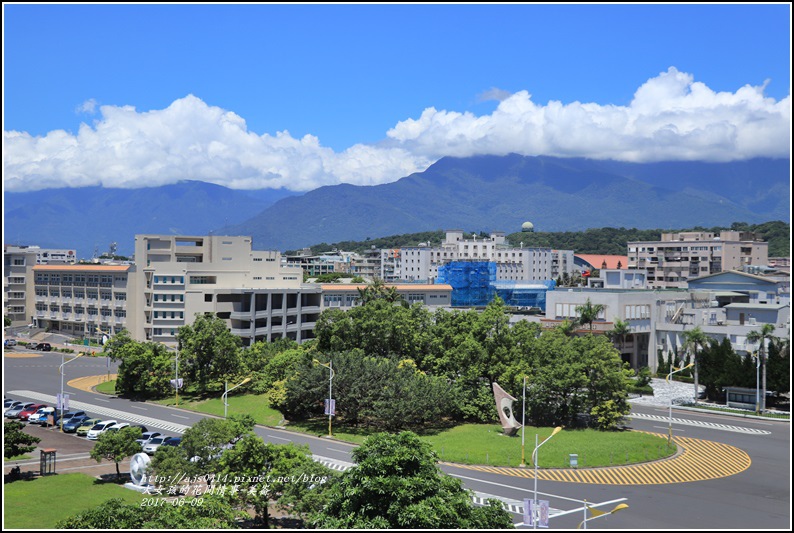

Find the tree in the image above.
[
  {"left": 56, "top": 495, "right": 243, "bottom": 528},
  {"left": 4, "top": 421, "right": 41, "bottom": 459},
  {"left": 4, "top": 314, "right": 12, "bottom": 327},
  {"left": 89, "top": 426, "right": 143, "bottom": 480},
  {"left": 179, "top": 414, "right": 255, "bottom": 473},
  {"left": 682, "top": 327, "right": 710, "bottom": 405},
  {"left": 575, "top": 298, "right": 605, "bottom": 333},
  {"left": 766, "top": 337, "right": 790, "bottom": 397},
  {"left": 608, "top": 318, "right": 631, "bottom": 360},
  {"left": 178, "top": 314, "right": 243, "bottom": 392},
  {"left": 112, "top": 340, "right": 174, "bottom": 398},
  {"left": 311, "top": 432, "right": 513, "bottom": 529},
  {"left": 216, "top": 434, "right": 336, "bottom": 527},
  {"left": 747, "top": 323, "right": 777, "bottom": 412}
]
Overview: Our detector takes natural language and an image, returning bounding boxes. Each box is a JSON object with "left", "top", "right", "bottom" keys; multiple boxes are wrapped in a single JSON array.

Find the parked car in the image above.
[
  {"left": 62, "top": 414, "right": 92, "bottom": 433},
  {"left": 130, "top": 424, "right": 148, "bottom": 433},
  {"left": 162, "top": 436, "right": 182, "bottom": 447},
  {"left": 35, "top": 342, "right": 53, "bottom": 351},
  {"left": 76, "top": 418, "right": 102, "bottom": 437},
  {"left": 18, "top": 404, "right": 48, "bottom": 421},
  {"left": 104, "top": 422, "right": 131, "bottom": 434},
  {"left": 28, "top": 407, "right": 57, "bottom": 425},
  {"left": 27, "top": 343, "right": 39, "bottom": 350},
  {"left": 136, "top": 431, "right": 162, "bottom": 446},
  {"left": 5, "top": 402, "right": 36, "bottom": 419},
  {"left": 4, "top": 399, "right": 22, "bottom": 413},
  {"left": 53, "top": 410, "right": 88, "bottom": 427},
  {"left": 142, "top": 436, "right": 168, "bottom": 455},
  {"left": 87, "top": 420, "right": 118, "bottom": 440},
  {"left": 4, "top": 338, "right": 17, "bottom": 348}
]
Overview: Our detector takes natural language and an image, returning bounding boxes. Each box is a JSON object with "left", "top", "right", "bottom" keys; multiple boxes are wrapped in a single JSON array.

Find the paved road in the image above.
[{"left": 4, "top": 348, "right": 790, "bottom": 529}]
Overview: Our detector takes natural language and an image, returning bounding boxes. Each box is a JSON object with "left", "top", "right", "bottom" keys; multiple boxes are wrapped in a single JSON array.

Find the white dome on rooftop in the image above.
[{"left": 521, "top": 221, "right": 535, "bottom": 232}]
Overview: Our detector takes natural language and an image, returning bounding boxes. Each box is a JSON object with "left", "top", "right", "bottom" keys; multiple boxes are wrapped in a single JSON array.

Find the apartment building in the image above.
[
  {"left": 320, "top": 283, "right": 452, "bottom": 309},
  {"left": 30, "top": 264, "right": 134, "bottom": 340},
  {"left": 627, "top": 231, "right": 768, "bottom": 289},
  {"left": 399, "top": 229, "right": 574, "bottom": 283},
  {"left": 4, "top": 245, "right": 79, "bottom": 327},
  {"left": 131, "top": 235, "right": 314, "bottom": 347}
]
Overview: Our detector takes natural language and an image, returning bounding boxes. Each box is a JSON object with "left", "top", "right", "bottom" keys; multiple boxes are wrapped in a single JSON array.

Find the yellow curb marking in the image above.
[
  {"left": 445, "top": 434, "right": 751, "bottom": 485},
  {"left": 4, "top": 352, "right": 43, "bottom": 358},
  {"left": 68, "top": 374, "right": 118, "bottom": 393}
]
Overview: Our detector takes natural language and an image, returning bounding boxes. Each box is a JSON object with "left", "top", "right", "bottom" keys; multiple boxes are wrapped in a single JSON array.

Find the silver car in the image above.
[
  {"left": 5, "top": 402, "right": 35, "bottom": 419},
  {"left": 142, "top": 436, "right": 168, "bottom": 455}
]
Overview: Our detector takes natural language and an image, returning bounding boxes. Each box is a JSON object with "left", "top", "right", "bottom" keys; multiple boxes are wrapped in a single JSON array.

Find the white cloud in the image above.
[
  {"left": 75, "top": 98, "right": 98, "bottom": 114},
  {"left": 4, "top": 67, "right": 790, "bottom": 193},
  {"left": 478, "top": 87, "right": 512, "bottom": 102}
]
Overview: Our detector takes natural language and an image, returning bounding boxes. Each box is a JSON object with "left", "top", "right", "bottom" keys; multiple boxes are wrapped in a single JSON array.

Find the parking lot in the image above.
[{"left": 4, "top": 421, "right": 132, "bottom": 481}]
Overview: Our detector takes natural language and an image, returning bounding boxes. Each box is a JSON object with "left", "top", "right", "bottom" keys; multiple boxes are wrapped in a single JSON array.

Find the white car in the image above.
[
  {"left": 142, "top": 436, "right": 169, "bottom": 455},
  {"left": 104, "top": 422, "right": 130, "bottom": 434},
  {"left": 86, "top": 420, "right": 118, "bottom": 440},
  {"left": 27, "top": 407, "right": 56, "bottom": 425}
]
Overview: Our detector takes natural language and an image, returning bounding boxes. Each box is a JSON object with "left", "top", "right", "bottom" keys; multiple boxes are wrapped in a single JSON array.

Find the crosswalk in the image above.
[
  {"left": 7, "top": 390, "right": 190, "bottom": 434},
  {"left": 629, "top": 412, "right": 771, "bottom": 434}
]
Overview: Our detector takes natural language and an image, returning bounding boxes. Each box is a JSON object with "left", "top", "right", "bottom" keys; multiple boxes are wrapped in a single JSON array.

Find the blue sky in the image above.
[{"left": 3, "top": 3, "right": 791, "bottom": 193}]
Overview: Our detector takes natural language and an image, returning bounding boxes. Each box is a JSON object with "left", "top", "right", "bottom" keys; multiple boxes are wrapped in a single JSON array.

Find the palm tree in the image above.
[
  {"left": 609, "top": 318, "right": 631, "bottom": 361},
  {"left": 575, "top": 298, "right": 606, "bottom": 333},
  {"left": 682, "top": 326, "right": 710, "bottom": 405},
  {"left": 747, "top": 323, "right": 777, "bottom": 413},
  {"left": 557, "top": 318, "right": 580, "bottom": 337}
]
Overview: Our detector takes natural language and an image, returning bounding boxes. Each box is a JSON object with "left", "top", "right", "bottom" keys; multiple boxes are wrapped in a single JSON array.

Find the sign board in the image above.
[
  {"left": 170, "top": 378, "right": 184, "bottom": 389},
  {"left": 524, "top": 499, "right": 535, "bottom": 527},
  {"left": 324, "top": 398, "right": 336, "bottom": 416},
  {"left": 539, "top": 500, "right": 550, "bottom": 528},
  {"left": 102, "top": 334, "right": 108, "bottom": 345},
  {"left": 63, "top": 394, "right": 70, "bottom": 411}
]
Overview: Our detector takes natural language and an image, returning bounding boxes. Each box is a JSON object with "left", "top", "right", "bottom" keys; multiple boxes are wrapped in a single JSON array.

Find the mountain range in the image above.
[
  {"left": 224, "top": 155, "right": 790, "bottom": 250},
  {"left": 3, "top": 155, "right": 790, "bottom": 257}
]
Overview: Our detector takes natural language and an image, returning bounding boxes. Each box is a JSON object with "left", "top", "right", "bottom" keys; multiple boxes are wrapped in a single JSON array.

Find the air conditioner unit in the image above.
[{"left": 748, "top": 318, "right": 757, "bottom": 325}]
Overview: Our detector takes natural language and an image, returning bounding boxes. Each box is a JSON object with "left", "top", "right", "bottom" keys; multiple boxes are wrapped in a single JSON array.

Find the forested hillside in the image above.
[{"left": 297, "top": 221, "right": 790, "bottom": 257}]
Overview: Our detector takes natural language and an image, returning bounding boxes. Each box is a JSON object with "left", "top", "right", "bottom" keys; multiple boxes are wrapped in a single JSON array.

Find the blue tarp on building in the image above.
[{"left": 438, "top": 261, "right": 555, "bottom": 309}]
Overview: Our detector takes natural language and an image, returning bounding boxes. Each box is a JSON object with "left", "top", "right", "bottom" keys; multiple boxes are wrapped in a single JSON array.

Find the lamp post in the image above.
[
  {"left": 175, "top": 347, "right": 180, "bottom": 407},
  {"left": 59, "top": 352, "right": 84, "bottom": 431},
  {"left": 666, "top": 362, "right": 694, "bottom": 445},
  {"left": 222, "top": 377, "right": 251, "bottom": 418},
  {"left": 520, "top": 376, "right": 528, "bottom": 467},
  {"left": 751, "top": 350, "right": 761, "bottom": 415},
  {"left": 313, "top": 359, "right": 334, "bottom": 437},
  {"left": 578, "top": 502, "right": 629, "bottom": 529},
  {"left": 531, "top": 426, "right": 562, "bottom": 529}
]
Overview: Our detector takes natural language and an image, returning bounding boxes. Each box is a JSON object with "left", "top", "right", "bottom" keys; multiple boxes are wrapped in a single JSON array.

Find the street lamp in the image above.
[
  {"left": 59, "top": 352, "right": 85, "bottom": 431},
  {"left": 222, "top": 377, "right": 251, "bottom": 418},
  {"left": 751, "top": 350, "right": 761, "bottom": 415},
  {"left": 313, "top": 359, "right": 334, "bottom": 438},
  {"left": 578, "top": 502, "right": 629, "bottom": 529},
  {"left": 531, "top": 426, "right": 562, "bottom": 529},
  {"left": 666, "top": 362, "right": 694, "bottom": 445},
  {"left": 520, "top": 376, "right": 528, "bottom": 467}
]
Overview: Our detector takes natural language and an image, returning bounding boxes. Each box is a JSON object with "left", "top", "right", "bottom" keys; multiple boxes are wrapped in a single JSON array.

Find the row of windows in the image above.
[
  {"left": 625, "top": 305, "right": 651, "bottom": 320},
  {"left": 555, "top": 303, "right": 607, "bottom": 320},
  {"left": 154, "top": 276, "right": 185, "bottom": 284},
  {"left": 153, "top": 294, "right": 183, "bottom": 302},
  {"left": 153, "top": 311, "right": 185, "bottom": 319}
]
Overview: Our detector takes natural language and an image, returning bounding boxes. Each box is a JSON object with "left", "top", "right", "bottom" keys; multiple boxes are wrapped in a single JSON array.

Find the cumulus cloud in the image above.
[{"left": 4, "top": 67, "right": 790, "bottom": 192}]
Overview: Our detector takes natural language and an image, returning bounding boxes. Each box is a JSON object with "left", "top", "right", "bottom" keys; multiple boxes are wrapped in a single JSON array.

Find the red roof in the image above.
[{"left": 575, "top": 254, "right": 628, "bottom": 270}]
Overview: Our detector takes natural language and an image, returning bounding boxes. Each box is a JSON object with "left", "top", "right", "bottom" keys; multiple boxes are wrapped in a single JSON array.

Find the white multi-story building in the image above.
[
  {"left": 541, "top": 270, "right": 789, "bottom": 372},
  {"left": 398, "top": 230, "right": 574, "bottom": 283},
  {"left": 628, "top": 231, "right": 769, "bottom": 289},
  {"left": 4, "top": 245, "right": 79, "bottom": 327}
]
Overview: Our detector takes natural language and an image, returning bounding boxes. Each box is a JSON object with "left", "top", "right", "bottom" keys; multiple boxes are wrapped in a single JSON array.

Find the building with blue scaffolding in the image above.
[{"left": 437, "top": 261, "right": 555, "bottom": 309}]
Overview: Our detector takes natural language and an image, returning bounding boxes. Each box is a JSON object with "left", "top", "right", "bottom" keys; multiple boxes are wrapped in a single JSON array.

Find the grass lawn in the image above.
[
  {"left": 6, "top": 454, "right": 32, "bottom": 461},
  {"left": 681, "top": 403, "right": 790, "bottom": 419},
  {"left": 4, "top": 473, "right": 145, "bottom": 529},
  {"left": 285, "top": 420, "right": 676, "bottom": 468},
  {"left": 153, "top": 393, "right": 284, "bottom": 427},
  {"left": 95, "top": 379, "right": 116, "bottom": 394}
]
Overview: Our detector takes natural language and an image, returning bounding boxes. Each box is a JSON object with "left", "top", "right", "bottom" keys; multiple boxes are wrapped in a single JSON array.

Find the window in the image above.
[{"left": 190, "top": 276, "right": 216, "bottom": 284}]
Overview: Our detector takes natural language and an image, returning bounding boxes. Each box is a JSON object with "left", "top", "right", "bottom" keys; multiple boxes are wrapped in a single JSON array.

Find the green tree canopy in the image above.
[
  {"left": 311, "top": 432, "right": 513, "bottom": 529},
  {"left": 89, "top": 426, "right": 143, "bottom": 480},
  {"left": 178, "top": 314, "right": 243, "bottom": 392},
  {"left": 4, "top": 421, "right": 41, "bottom": 459}
]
